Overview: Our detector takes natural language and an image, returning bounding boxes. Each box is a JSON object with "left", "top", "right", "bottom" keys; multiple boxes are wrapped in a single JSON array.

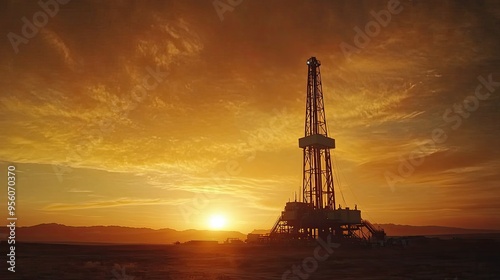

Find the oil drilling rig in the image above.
[{"left": 269, "top": 57, "right": 385, "bottom": 243}]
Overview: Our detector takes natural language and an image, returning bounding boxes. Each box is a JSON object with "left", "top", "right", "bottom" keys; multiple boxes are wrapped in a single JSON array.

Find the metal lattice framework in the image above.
[{"left": 302, "top": 57, "right": 335, "bottom": 210}]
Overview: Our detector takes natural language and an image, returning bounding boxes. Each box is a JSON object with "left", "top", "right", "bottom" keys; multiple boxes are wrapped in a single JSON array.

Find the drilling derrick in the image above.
[
  {"left": 268, "top": 57, "right": 385, "bottom": 243},
  {"left": 301, "top": 57, "right": 335, "bottom": 211}
]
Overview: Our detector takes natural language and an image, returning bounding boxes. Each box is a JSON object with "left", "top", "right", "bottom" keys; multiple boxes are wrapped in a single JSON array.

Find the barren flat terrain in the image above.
[{"left": 2, "top": 237, "right": 499, "bottom": 279}]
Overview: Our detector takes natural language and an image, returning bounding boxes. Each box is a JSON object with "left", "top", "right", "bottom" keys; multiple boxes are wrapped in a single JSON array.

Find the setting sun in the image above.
[{"left": 208, "top": 215, "right": 227, "bottom": 230}]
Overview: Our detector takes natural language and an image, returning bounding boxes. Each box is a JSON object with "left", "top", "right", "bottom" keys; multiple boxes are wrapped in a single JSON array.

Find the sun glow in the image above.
[{"left": 208, "top": 214, "right": 227, "bottom": 230}]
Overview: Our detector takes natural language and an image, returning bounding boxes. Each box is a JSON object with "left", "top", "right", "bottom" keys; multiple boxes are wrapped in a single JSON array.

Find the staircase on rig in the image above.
[{"left": 268, "top": 57, "right": 385, "bottom": 243}]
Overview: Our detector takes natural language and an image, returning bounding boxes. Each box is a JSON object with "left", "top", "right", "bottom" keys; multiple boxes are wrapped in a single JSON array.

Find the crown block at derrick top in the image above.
[{"left": 298, "top": 134, "right": 336, "bottom": 149}]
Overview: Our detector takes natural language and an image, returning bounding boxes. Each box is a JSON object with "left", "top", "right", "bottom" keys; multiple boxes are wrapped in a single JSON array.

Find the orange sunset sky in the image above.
[{"left": 1, "top": 0, "right": 499, "bottom": 233}]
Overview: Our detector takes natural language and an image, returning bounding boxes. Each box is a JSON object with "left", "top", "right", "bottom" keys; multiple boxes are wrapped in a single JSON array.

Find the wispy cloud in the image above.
[
  {"left": 42, "top": 198, "right": 187, "bottom": 211},
  {"left": 67, "top": 188, "right": 93, "bottom": 193}
]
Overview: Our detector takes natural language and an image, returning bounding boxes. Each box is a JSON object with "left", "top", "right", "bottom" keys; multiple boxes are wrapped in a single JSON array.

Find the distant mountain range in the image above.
[
  {"left": 0, "top": 223, "right": 246, "bottom": 244},
  {"left": 1, "top": 223, "right": 499, "bottom": 245},
  {"left": 374, "top": 223, "right": 500, "bottom": 237}
]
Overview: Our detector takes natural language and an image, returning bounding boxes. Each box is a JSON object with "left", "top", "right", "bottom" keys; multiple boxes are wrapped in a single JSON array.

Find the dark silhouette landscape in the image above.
[{"left": 2, "top": 233, "right": 500, "bottom": 279}]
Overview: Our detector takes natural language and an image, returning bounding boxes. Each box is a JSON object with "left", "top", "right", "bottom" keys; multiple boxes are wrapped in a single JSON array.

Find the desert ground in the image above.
[{"left": 2, "top": 236, "right": 499, "bottom": 280}]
